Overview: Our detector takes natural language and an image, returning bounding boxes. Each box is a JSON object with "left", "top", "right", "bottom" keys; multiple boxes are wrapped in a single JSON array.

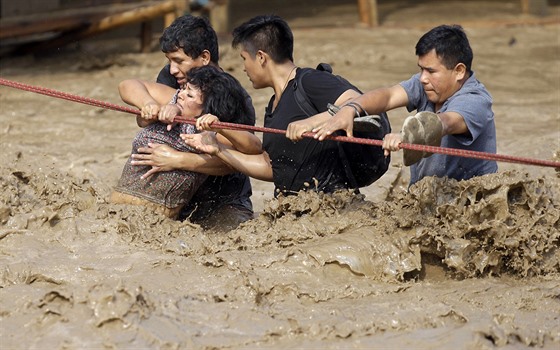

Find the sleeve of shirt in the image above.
[
  {"left": 446, "top": 89, "right": 493, "bottom": 146},
  {"left": 399, "top": 73, "right": 424, "bottom": 113}
]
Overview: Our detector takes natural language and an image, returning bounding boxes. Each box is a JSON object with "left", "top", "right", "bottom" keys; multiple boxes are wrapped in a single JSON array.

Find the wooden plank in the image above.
[
  {"left": 0, "top": 1, "right": 174, "bottom": 40},
  {"left": 210, "top": 0, "right": 230, "bottom": 34},
  {"left": 356, "top": 0, "right": 371, "bottom": 26},
  {"left": 0, "top": 13, "right": 110, "bottom": 40},
  {"left": 12, "top": 1, "right": 177, "bottom": 54},
  {"left": 521, "top": 0, "right": 548, "bottom": 16},
  {"left": 356, "top": 0, "right": 379, "bottom": 27},
  {"left": 140, "top": 21, "right": 153, "bottom": 53},
  {"left": 368, "top": 0, "right": 379, "bottom": 27},
  {"left": 67, "top": 1, "right": 176, "bottom": 37}
]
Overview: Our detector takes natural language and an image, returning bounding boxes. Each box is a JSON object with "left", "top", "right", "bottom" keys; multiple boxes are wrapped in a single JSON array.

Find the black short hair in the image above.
[
  {"left": 187, "top": 66, "right": 251, "bottom": 123},
  {"left": 231, "top": 15, "right": 293, "bottom": 63},
  {"left": 416, "top": 24, "right": 473, "bottom": 73},
  {"left": 160, "top": 15, "right": 219, "bottom": 64}
]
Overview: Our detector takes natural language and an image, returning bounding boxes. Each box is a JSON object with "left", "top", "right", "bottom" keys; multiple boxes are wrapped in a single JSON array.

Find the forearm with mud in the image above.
[
  {"left": 118, "top": 79, "right": 173, "bottom": 127},
  {"left": 119, "top": 80, "right": 157, "bottom": 110},
  {"left": 350, "top": 87, "right": 396, "bottom": 116},
  {"left": 216, "top": 130, "right": 262, "bottom": 155},
  {"left": 214, "top": 145, "right": 273, "bottom": 181},
  {"left": 172, "top": 151, "right": 236, "bottom": 176}
]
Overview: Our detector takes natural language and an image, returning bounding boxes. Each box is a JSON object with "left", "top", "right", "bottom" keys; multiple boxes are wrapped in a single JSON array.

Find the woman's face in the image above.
[{"left": 176, "top": 83, "right": 204, "bottom": 118}]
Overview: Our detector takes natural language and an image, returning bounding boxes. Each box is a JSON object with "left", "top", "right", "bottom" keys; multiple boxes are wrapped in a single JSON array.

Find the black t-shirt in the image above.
[
  {"left": 156, "top": 64, "right": 256, "bottom": 221},
  {"left": 263, "top": 68, "right": 352, "bottom": 195}
]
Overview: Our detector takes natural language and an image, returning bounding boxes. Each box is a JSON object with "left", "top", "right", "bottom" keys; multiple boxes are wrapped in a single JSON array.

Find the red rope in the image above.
[{"left": 1, "top": 77, "right": 559, "bottom": 169}]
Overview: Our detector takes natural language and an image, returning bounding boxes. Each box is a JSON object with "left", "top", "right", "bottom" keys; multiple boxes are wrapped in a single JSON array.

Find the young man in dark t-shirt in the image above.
[
  {"left": 129, "top": 15, "right": 260, "bottom": 230},
  {"left": 182, "top": 15, "right": 363, "bottom": 196}
]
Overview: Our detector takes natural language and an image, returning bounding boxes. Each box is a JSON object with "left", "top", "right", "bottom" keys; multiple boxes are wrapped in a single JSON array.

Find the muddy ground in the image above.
[{"left": 1, "top": 1, "right": 559, "bottom": 349}]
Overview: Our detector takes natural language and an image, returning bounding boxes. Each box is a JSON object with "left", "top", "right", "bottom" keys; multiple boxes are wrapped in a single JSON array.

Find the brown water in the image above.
[{"left": 1, "top": 2, "right": 559, "bottom": 348}]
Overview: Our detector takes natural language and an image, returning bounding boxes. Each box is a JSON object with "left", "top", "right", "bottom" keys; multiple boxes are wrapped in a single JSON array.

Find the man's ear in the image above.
[
  {"left": 454, "top": 63, "right": 467, "bottom": 80},
  {"left": 200, "top": 50, "right": 212, "bottom": 65},
  {"left": 256, "top": 50, "right": 267, "bottom": 65}
]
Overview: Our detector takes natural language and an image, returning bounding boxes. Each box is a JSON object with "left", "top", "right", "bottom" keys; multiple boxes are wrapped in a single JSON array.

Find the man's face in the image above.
[
  {"left": 239, "top": 48, "right": 264, "bottom": 89},
  {"left": 165, "top": 50, "right": 205, "bottom": 87},
  {"left": 417, "top": 49, "right": 463, "bottom": 109}
]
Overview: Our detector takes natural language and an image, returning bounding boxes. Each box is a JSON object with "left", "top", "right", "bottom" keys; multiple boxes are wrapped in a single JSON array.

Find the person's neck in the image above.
[{"left": 272, "top": 63, "right": 298, "bottom": 102}]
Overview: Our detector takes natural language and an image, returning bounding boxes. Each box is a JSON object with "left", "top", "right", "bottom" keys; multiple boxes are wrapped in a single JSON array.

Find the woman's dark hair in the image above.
[
  {"left": 160, "top": 15, "right": 219, "bottom": 64},
  {"left": 186, "top": 66, "right": 251, "bottom": 123},
  {"left": 416, "top": 24, "right": 473, "bottom": 73},
  {"left": 231, "top": 15, "right": 293, "bottom": 63}
]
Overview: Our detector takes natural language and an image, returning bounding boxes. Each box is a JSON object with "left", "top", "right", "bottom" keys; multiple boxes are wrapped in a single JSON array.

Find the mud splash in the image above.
[
  {"left": 1, "top": 9, "right": 559, "bottom": 347},
  {"left": 1, "top": 157, "right": 559, "bottom": 348},
  {"left": 2, "top": 154, "right": 559, "bottom": 280}
]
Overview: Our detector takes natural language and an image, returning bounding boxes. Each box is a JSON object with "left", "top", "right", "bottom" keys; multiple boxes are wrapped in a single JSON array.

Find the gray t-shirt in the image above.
[{"left": 400, "top": 71, "right": 498, "bottom": 184}]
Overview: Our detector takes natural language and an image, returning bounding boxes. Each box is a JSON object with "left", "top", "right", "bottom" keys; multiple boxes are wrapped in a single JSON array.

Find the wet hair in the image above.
[
  {"left": 231, "top": 15, "right": 293, "bottom": 63},
  {"left": 159, "top": 15, "right": 219, "bottom": 64},
  {"left": 186, "top": 66, "right": 251, "bottom": 123},
  {"left": 415, "top": 24, "right": 473, "bottom": 73}
]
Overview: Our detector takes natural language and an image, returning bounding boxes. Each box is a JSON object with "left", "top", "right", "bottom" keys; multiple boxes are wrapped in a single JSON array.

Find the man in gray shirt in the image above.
[{"left": 313, "top": 24, "right": 497, "bottom": 185}]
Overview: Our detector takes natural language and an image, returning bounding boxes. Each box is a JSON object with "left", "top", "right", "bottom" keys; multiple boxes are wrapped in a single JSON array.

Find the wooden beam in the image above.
[
  {"left": 210, "top": 0, "right": 230, "bottom": 34},
  {"left": 368, "top": 0, "right": 379, "bottom": 27},
  {"left": 164, "top": 0, "right": 187, "bottom": 28},
  {"left": 140, "top": 21, "right": 153, "bottom": 53},
  {"left": 356, "top": 0, "right": 379, "bottom": 27},
  {"left": 14, "top": 1, "right": 177, "bottom": 54},
  {"left": 0, "top": 16, "right": 98, "bottom": 40},
  {"left": 71, "top": 1, "right": 176, "bottom": 38},
  {"left": 357, "top": 0, "right": 371, "bottom": 26},
  {"left": 521, "top": 0, "right": 548, "bottom": 16}
]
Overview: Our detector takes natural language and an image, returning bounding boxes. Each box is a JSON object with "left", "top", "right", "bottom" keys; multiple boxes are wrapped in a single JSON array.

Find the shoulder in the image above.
[
  {"left": 462, "top": 72, "right": 491, "bottom": 99},
  {"left": 156, "top": 64, "right": 179, "bottom": 89},
  {"left": 449, "top": 74, "right": 492, "bottom": 109},
  {"left": 296, "top": 67, "right": 355, "bottom": 92},
  {"left": 399, "top": 73, "right": 421, "bottom": 91}
]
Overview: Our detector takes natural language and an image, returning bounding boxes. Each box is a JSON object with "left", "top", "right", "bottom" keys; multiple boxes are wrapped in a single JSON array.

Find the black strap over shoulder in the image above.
[
  {"left": 293, "top": 63, "right": 359, "bottom": 115},
  {"left": 293, "top": 67, "right": 318, "bottom": 117}
]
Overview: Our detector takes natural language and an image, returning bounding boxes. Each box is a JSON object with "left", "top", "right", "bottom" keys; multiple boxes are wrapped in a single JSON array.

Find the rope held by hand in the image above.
[{"left": 1, "top": 77, "right": 559, "bottom": 169}]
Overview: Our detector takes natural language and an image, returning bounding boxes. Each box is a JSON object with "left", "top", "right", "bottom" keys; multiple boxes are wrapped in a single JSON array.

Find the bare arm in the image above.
[
  {"left": 196, "top": 114, "right": 262, "bottom": 155},
  {"left": 314, "top": 84, "right": 409, "bottom": 140},
  {"left": 182, "top": 133, "right": 273, "bottom": 181},
  {"left": 215, "top": 130, "right": 262, "bottom": 155},
  {"left": 131, "top": 143, "right": 235, "bottom": 179},
  {"left": 118, "top": 79, "right": 177, "bottom": 127},
  {"left": 438, "top": 111, "right": 468, "bottom": 135},
  {"left": 333, "top": 88, "right": 362, "bottom": 107},
  {"left": 214, "top": 148, "right": 273, "bottom": 181}
]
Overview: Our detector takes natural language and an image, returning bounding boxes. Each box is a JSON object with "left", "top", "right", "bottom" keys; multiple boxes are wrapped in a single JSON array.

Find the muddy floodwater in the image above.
[{"left": 1, "top": 1, "right": 559, "bottom": 349}]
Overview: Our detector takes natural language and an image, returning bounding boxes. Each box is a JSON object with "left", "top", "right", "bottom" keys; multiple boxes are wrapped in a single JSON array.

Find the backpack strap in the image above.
[
  {"left": 316, "top": 62, "right": 333, "bottom": 73},
  {"left": 293, "top": 64, "right": 336, "bottom": 116},
  {"left": 293, "top": 68, "right": 318, "bottom": 116},
  {"left": 292, "top": 65, "right": 361, "bottom": 189}
]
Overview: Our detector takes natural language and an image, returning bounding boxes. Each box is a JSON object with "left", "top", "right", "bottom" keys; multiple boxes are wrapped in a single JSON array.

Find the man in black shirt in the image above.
[
  {"left": 183, "top": 15, "right": 365, "bottom": 196},
  {"left": 130, "top": 15, "right": 259, "bottom": 230}
]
